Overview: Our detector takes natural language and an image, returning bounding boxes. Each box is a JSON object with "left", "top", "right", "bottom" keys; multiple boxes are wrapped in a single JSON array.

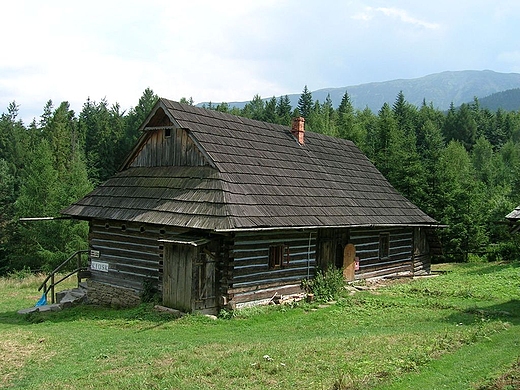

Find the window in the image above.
[
  {"left": 269, "top": 244, "right": 289, "bottom": 269},
  {"left": 164, "top": 128, "right": 171, "bottom": 138},
  {"left": 379, "top": 233, "right": 390, "bottom": 259}
]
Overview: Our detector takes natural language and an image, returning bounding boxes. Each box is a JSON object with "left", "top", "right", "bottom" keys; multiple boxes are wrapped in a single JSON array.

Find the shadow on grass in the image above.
[
  {"left": 0, "top": 303, "right": 185, "bottom": 327},
  {"left": 463, "top": 260, "right": 519, "bottom": 276},
  {"left": 445, "top": 299, "right": 520, "bottom": 326}
]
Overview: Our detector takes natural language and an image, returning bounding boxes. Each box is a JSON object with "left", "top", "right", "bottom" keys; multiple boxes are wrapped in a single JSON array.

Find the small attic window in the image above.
[{"left": 164, "top": 128, "right": 171, "bottom": 138}]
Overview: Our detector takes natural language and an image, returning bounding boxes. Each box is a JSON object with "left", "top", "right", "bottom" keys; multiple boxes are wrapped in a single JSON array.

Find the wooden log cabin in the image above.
[{"left": 62, "top": 99, "right": 440, "bottom": 314}]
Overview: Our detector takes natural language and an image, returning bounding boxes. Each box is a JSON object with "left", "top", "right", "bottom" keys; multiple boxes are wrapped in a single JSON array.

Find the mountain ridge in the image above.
[{"left": 198, "top": 70, "right": 520, "bottom": 112}]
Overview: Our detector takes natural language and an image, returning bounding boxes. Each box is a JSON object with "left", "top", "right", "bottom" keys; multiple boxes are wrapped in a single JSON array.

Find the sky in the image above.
[{"left": 1, "top": 0, "right": 520, "bottom": 124}]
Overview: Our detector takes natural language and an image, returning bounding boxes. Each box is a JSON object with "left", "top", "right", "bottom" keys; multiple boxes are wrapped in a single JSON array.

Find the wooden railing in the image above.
[{"left": 38, "top": 250, "right": 89, "bottom": 304}]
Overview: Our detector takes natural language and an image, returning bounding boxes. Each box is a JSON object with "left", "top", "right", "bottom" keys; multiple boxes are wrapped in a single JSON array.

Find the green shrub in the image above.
[
  {"left": 486, "top": 241, "right": 520, "bottom": 262},
  {"left": 301, "top": 268, "right": 345, "bottom": 302},
  {"left": 140, "top": 278, "right": 160, "bottom": 303}
]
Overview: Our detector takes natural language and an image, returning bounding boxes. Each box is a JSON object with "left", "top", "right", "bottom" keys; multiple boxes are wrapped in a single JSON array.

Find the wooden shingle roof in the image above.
[
  {"left": 62, "top": 99, "right": 438, "bottom": 231},
  {"left": 506, "top": 206, "right": 520, "bottom": 221}
]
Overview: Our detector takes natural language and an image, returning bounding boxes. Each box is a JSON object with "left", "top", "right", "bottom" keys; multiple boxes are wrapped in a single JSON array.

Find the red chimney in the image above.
[{"left": 291, "top": 117, "right": 305, "bottom": 145}]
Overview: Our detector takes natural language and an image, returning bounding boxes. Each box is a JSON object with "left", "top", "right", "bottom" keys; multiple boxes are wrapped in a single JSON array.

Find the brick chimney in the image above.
[{"left": 291, "top": 117, "right": 305, "bottom": 145}]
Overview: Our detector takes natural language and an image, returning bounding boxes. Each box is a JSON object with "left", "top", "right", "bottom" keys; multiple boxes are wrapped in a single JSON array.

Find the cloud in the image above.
[
  {"left": 1, "top": 1, "right": 519, "bottom": 124},
  {"left": 353, "top": 6, "right": 440, "bottom": 30}
]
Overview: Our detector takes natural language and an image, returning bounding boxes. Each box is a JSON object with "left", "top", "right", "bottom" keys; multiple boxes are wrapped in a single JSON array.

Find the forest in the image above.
[{"left": 1, "top": 86, "right": 520, "bottom": 274}]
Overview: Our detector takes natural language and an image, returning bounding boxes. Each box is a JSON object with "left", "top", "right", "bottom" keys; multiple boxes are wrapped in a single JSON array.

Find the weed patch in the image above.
[
  {"left": 474, "top": 358, "right": 520, "bottom": 390},
  {"left": 301, "top": 267, "right": 345, "bottom": 302}
]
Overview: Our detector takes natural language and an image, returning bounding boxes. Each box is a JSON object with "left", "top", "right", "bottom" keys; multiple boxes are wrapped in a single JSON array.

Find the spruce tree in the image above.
[
  {"left": 437, "top": 141, "right": 487, "bottom": 261},
  {"left": 0, "top": 159, "right": 15, "bottom": 273},
  {"left": 276, "top": 95, "right": 292, "bottom": 126},
  {"left": 264, "top": 97, "right": 278, "bottom": 124},
  {"left": 337, "top": 90, "right": 365, "bottom": 144},
  {"left": 297, "top": 85, "right": 313, "bottom": 119},
  {"left": 123, "top": 88, "right": 159, "bottom": 155}
]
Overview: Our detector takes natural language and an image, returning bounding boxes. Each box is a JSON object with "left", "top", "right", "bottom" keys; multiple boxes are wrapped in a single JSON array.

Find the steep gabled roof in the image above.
[{"left": 62, "top": 98, "right": 438, "bottom": 231}]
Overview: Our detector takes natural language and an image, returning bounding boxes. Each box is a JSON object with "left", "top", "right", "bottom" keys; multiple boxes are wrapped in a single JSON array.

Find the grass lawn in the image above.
[{"left": 0, "top": 261, "right": 519, "bottom": 389}]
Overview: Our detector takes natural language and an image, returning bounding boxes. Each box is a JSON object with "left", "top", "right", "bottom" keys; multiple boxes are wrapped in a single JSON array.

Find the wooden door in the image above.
[
  {"left": 194, "top": 250, "right": 217, "bottom": 312},
  {"left": 343, "top": 243, "right": 356, "bottom": 281},
  {"left": 163, "top": 244, "right": 195, "bottom": 312}
]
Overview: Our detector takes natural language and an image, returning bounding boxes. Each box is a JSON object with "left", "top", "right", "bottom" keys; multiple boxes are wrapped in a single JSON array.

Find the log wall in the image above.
[
  {"left": 226, "top": 230, "right": 317, "bottom": 307},
  {"left": 413, "top": 227, "right": 432, "bottom": 275},
  {"left": 350, "top": 227, "right": 414, "bottom": 279},
  {"left": 88, "top": 220, "right": 186, "bottom": 294}
]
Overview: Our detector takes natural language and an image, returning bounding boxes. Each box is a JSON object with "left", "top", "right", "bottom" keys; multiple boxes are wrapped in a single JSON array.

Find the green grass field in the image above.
[{"left": 1, "top": 262, "right": 519, "bottom": 389}]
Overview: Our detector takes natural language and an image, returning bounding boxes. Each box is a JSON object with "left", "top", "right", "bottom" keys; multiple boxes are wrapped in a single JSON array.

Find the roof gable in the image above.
[
  {"left": 123, "top": 103, "right": 212, "bottom": 169},
  {"left": 62, "top": 98, "right": 438, "bottom": 230}
]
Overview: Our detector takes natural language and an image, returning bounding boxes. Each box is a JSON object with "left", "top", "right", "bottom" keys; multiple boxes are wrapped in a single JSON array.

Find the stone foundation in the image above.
[{"left": 87, "top": 280, "right": 141, "bottom": 308}]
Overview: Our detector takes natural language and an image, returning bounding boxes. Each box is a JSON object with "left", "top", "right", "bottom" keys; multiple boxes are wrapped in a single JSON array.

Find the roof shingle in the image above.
[{"left": 62, "top": 99, "right": 438, "bottom": 231}]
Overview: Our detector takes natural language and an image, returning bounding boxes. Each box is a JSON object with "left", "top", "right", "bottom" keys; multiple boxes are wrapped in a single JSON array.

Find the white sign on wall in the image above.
[
  {"left": 90, "top": 250, "right": 100, "bottom": 258},
  {"left": 91, "top": 261, "right": 109, "bottom": 272}
]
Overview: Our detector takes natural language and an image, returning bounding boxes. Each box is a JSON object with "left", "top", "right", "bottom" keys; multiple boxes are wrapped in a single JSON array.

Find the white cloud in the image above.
[
  {"left": 353, "top": 6, "right": 440, "bottom": 30},
  {"left": 376, "top": 7, "right": 440, "bottom": 29}
]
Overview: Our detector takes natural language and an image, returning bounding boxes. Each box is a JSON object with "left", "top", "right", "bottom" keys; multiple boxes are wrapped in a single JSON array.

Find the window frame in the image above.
[
  {"left": 379, "top": 233, "right": 390, "bottom": 259},
  {"left": 268, "top": 244, "right": 290, "bottom": 269}
]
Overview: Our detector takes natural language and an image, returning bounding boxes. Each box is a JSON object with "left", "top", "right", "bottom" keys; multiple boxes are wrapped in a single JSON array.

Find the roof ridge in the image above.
[{"left": 63, "top": 98, "right": 438, "bottom": 230}]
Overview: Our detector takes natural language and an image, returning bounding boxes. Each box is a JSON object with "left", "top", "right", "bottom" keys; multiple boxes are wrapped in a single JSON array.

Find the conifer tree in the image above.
[
  {"left": 81, "top": 98, "right": 126, "bottom": 183},
  {"left": 264, "top": 97, "right": 278, "bottom": 124},
  {"left": 416, "top": 119, "right": 445, "bottom": 216},
  {"left": 0, "top": 159, "right": 15, "bottom": 273},
  {"left": 123, "top": 88, "right": 159, "bottom": 155},
  {"left": 321, "top": 94, "right": 338, "bottom": 136},
  {"left": 179, "top": 97, "right": 194, "bottom": 106},
  {"left": 443, "top": 102, "right": 458, "bottom": 143},
  {"left": 276, "top": 95, "right": 292, "bottom": 126},
  {"left": 337, "top": 90, "right": 365, "bottom": 144},
  {"left": 437, "top": 141, "right": 486, "bottom": 261},
  {"left": 455, "top": 103, "right": 478, "bottom": 150},
  {"left": 374, "top": 103, "right": 397, "bottom": 176},
  {"left": 42, "top": 101, "right": 77, "bottom": 173},
  {"left": 297, "top": 85, "right": 313, "bottom": 119},
  {"left": 307, "top": 100, "right": 324, "bottom": 133},
  {"left": 215, "top": 102, "right": 230, "bottom": 113},
  {"left": 12, "top": 139, "right": 60, "bottom": 269},
  {"left": 392, "top": 91, "right": 418, "bottom": 142},
  {"left": 243, "top": 94, "right": 265, "bottom": 121},
  {"left": 0, "top": 101, "right": 29, "bottom": 178},
  {"left": 355, "top": 107, "right": 378, "bottom": 159}
]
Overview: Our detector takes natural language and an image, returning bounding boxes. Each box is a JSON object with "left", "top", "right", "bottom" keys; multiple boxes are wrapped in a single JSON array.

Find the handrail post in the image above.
[{"left": 50, "top": 274, "right": 55, "bottom": 304}]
